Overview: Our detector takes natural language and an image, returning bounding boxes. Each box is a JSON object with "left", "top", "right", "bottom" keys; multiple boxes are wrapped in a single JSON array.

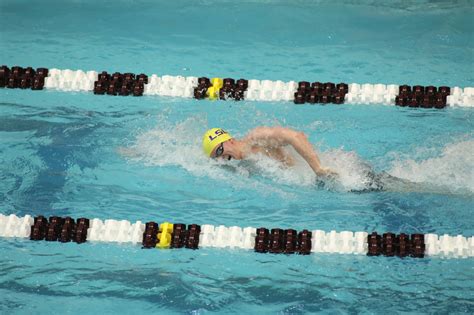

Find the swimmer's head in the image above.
[{"left": 202, "top": 128, "right": 233, "bottom": 158}]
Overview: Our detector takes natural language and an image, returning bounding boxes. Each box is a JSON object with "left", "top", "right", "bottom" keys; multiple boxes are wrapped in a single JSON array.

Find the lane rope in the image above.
[
  {"left": 1, "top": 65, "right": 473, "bottom": 108},
  {"left": 1, "top": 214, "right": 472, "bottom": 259}
]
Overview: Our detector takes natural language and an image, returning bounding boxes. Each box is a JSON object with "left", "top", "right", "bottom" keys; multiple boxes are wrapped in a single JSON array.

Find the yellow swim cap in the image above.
[{"left": 202, "top": 128, "right": 233, "bottom": 157}]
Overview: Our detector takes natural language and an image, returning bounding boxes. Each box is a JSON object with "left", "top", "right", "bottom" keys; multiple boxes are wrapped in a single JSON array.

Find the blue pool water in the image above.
[{"left": 1, "top": 0, "right": 474, "bottom": 313}]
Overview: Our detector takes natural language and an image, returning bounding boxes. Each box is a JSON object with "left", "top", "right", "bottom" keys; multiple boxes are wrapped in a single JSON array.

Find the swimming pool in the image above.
[{"left": 1, "top": 0, "right": 473, "bottom": 313}]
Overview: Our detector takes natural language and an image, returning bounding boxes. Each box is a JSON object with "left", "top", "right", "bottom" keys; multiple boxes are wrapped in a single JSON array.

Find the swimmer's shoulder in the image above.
[{"left": 245, "top": 126, "right": 289, "bottom": 141}]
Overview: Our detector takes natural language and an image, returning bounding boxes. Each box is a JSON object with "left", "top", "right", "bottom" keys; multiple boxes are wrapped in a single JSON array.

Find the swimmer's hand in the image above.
[{"left": 317, "top": 167, "right": 339, "bottom": 179}]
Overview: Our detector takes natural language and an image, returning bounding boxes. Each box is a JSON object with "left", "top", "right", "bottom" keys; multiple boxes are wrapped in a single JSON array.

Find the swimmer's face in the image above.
[{"left": 212, "top": 140, "right": 233, "bottom": 161}]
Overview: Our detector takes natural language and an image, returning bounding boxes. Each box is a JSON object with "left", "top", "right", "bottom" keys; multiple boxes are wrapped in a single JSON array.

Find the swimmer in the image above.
[
  {"left": 201, "top": 127, "right": 458, "bottom": 194},
  {"left": 202, "top": 127, "right": 337, "bottom": 178}
]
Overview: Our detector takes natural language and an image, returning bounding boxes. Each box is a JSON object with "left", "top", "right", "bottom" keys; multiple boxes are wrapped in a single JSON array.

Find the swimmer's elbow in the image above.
[
  {"left": 284, "top": 129, "right": 307, "bottom": 146},
  {"left": 294, "top": 131, "right": 307, "bottom": 142}
]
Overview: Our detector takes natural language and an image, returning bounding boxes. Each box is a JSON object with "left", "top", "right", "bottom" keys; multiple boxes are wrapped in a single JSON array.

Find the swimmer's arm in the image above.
[{"left": 245, "top": 127, "right": 334, "bottom": 177}]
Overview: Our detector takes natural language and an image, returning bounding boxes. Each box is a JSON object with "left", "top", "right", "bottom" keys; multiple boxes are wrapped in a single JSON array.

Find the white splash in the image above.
[
  {"left": 120, "top": 114, "right": 216, "bottom": 177},
  {"left": 388, "top": 139, "right": 474, "bottom": 194},
  {"left": 319, "top": 148, "right": 380, "bottom": 192}
]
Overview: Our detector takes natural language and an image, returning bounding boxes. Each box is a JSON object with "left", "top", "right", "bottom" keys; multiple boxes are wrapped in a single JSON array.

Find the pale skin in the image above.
[{"left": 210, "top": 126, "right": 336, "bottom": 177}]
